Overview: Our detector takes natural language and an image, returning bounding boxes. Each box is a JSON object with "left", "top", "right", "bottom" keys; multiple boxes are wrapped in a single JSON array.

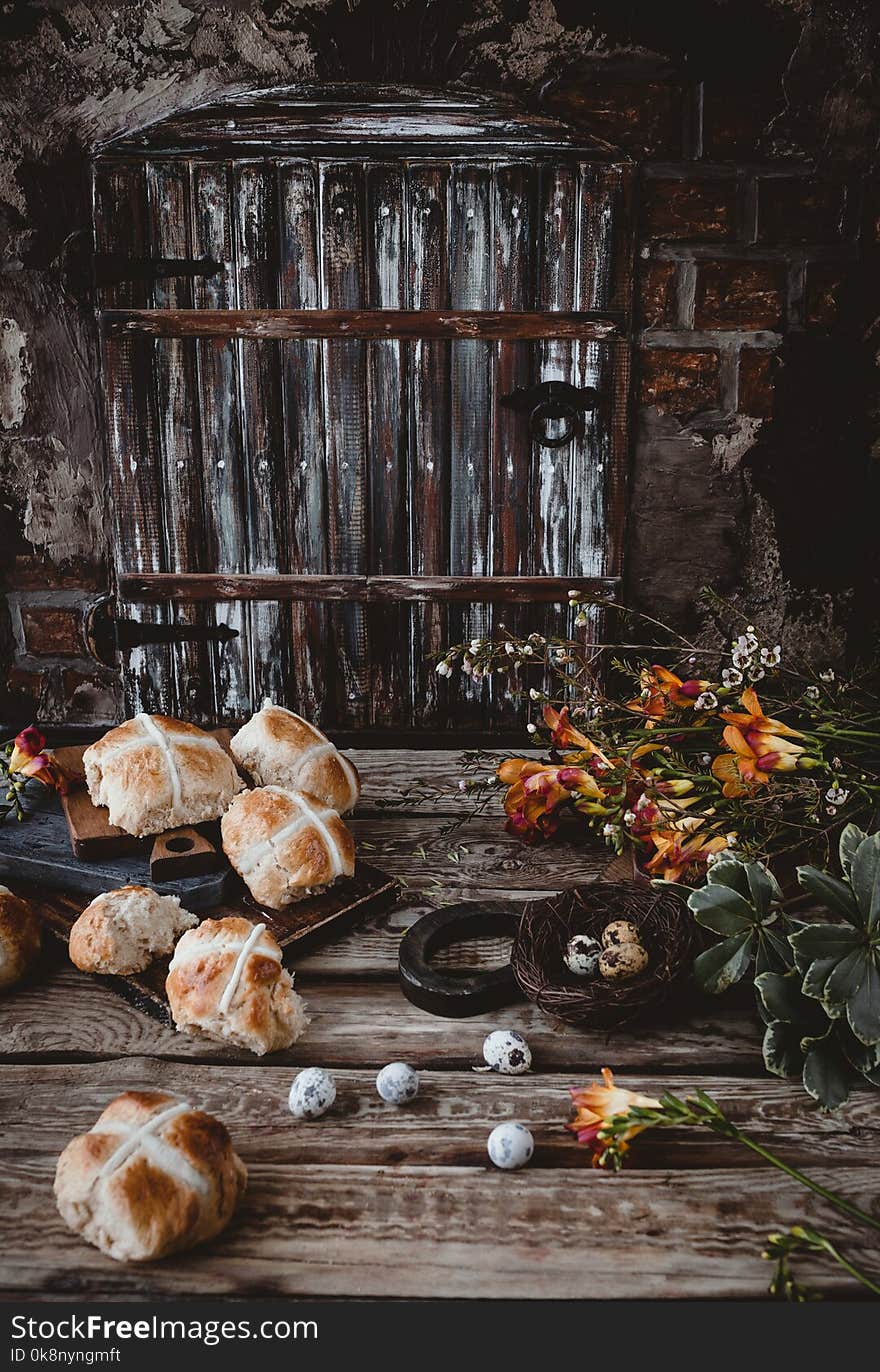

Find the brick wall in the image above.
[{"left": 545, "top": 67, "right": 864, "bottom": 634}]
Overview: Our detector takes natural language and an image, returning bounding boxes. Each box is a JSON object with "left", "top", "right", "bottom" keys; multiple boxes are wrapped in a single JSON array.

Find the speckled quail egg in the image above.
[
  {"left": 376, "top": 1061, "right": 420, "bottom": 1104},
  {"left": 487, "top": 1121, "right": 534, "bottom": 1171},
  {"left": 289, "top": 1067, "right": 337, "bottom": 1120},
  {"left": 482, "top": 1029, "right": 532, "bottom": 1075},
  {"left": 601, "top": 919, "right": 641, "bottom": 949},
  {"left": 564, "top": 933, "right": 602, "bottom": 978},
  {"left": 599, "top": 942, "right": 649, "bottom": 980}
]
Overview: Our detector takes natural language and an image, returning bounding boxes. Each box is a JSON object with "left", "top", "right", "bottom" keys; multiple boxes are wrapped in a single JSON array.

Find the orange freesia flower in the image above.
[
  {"left": 643, "top": 827, "right": 730, "bottom": 882},
  {"left": 567, "top": 1069, "right": 661, "bottom": 1161},
  {"left": 497, "top": 758, "right": 604, "bottom": 841},
  {"left": 719, "top": 687, "right": 804, "bottom": 743},
  {"left": 625, "top": 665, "right": 711, "bottom": 725},
  {"left": 711, "top": 718, "right": 806, "bottom": 799},
  {"left": 542, "top": 705, "right": 611, "bottom": 770}
]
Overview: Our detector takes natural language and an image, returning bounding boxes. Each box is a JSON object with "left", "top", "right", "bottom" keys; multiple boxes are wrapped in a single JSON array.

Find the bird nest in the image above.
[{"left": 510, "top": 881, "right": 699, "bottom": 1029}]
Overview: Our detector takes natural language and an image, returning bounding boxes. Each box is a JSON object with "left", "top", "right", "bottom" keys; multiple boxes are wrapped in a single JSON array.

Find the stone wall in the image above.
[{"left": 1, "top": 0, "right": 877, "bottom": 729}]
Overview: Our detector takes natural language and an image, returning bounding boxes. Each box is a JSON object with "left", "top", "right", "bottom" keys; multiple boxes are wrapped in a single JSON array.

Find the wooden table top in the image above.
[{"left": 1, "top": 749, "right": 878, "bottom": 1300}]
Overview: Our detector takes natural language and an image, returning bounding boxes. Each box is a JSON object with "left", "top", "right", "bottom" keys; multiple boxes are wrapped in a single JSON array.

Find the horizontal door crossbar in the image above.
[
  {"left": 102, "top": 308, "right": 625, "bottom": 342},
  {"left": 118, "top": 573, "right": 621, "bottom": 604}
]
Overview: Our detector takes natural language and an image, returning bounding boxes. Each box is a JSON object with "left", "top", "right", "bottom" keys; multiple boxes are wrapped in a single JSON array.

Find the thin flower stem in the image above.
[
  {"left": 818, "top": 1239, "right": 880, "bottom": 1295},
  {"left": 723, "top": 1126, "right": 880, "bottom": 1233}
]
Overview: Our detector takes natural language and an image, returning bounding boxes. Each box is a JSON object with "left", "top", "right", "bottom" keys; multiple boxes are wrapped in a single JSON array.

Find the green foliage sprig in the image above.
[{"left": 674, "top": 824, "right": 880, "bottom": 1108}]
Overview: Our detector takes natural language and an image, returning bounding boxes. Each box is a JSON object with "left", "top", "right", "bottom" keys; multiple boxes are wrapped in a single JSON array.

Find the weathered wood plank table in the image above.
[{"left": 1, "top": 750, "right": 878, "bottom": 1300}]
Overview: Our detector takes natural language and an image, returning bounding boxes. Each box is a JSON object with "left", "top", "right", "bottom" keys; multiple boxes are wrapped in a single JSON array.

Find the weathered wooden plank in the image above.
[
  {"left": 365, "top": 163, "right": 408, "bottom": 727},
  {"left": 189, "top": 161, "right": 252, "bottom": 721},
  {"left": 407, "top": 166, "right": 451, "bottom": 727},
  {"left": 93, "top": 160, "right": 172, "bottom": 714},
  {"left": 534, "top": 163, "right": 578, "bottom": 579},
  {"left": 0, "top": 967, "right": 767, "bottom": 1070},
  {"left": 145, "top": 159, "right": 210, "bottom": 721},
  {"left": 278, "top": 160, "right": 330, "bottom": 724},
  {"left": 0, "top": 1158, "right": 876, "bottom": 1298},
  {"left": 233, "top": 162, "right": 288, "bottom": 706},
  {"left": 2, "top": 1063, "right": 877, "bottom": 1171},
  {"left": 118, "top": 572, "right": 619, "bottom": 601},
  {"left": 490, "top": 163, "right": 535, "bottom": 726},
  {"left": 449, "top": 165, "right": 493, "bottom": 721},
  {"left": 320, "top": 161, "right": 369, "bottom": 728},
  {"left": 102, "top": 308, "right": 624, "bottom": 340}
]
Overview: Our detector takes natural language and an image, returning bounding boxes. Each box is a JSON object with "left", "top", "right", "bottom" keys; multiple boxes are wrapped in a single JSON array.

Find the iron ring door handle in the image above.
[{"left": 500, "top": 380, "right": 599, "bottom": 448}]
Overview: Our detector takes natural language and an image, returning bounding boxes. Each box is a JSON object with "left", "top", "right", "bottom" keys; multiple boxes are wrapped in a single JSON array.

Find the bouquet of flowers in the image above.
[{"left": 440, "top": 592, "right": 880, "bottom": 884}]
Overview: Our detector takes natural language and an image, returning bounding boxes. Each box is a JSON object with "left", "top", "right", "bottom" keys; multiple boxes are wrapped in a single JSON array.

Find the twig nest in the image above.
[
  {"left": 289, "top": 1068, "right": 337, "bottom": 1119},
  {"left": 482, "top": 1029, "right": 532, "bottom": 1075},
  {"left": 599, "top": 943, "right": 649, "bottom": 980},
  {"left": 511, "top": 881, "right": 699, "bottom": 1030},
  {"left": 564, "top": 934, "right": 602, "bottom": 977},
  {"left": 601, "top": 920, "right": 640, "bottom": 949},
  {"left": 376, "top": 1062, "right": 420, "bottom": 1104},
  {"left": 487, "top": 1122, "right": 534, "bottom": 1170}
]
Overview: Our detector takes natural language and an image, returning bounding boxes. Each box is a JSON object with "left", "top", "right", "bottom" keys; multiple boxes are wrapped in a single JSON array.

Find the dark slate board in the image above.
[{"left": 0, "top": 799, "right": 232, "bottom": 909}]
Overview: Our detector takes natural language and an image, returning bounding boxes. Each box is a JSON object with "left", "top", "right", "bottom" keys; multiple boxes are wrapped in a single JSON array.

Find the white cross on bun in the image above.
[
  {"left": 68, "top": 886, "right": 199, "bottom": 976},
  {"left": 0, "top": 885, "right": 41, "bottom": 991},
  {"left": 83, "top": 714, "right": 245, "bottom": 837},
  {"left": 230, "top": 700, "right": 360, "bottom": 814},
  {"left": 221, "top": 785, "right": 356, "bottom": 910},
  {"left": 166, "top": 916, "right": 309, "bottom": 1055},
  {"left": 54, "top": 1090, "right": 247, "bottom": 1263}
]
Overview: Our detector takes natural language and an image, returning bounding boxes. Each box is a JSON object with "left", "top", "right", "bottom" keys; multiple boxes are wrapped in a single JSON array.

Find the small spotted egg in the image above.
[
  {"left": 564, "top": 934, "right": 602, "bottom": 977},
  {"left": 376, "top": 1061, "right": 420, "bottom": 1105},
  {"left": 482, "top": 1029, "right": 532, "bottom": 1075},
  {"left": 288, "top": 1067, "right": 337, "bottom": 1120},
  {"left": 487, "top": 1121, "right": 534, "bottom": 1170},
  {"left": 599, "top": 942, "right": 649, "bottom": 980},
  {"left": 602, "top": 919, "right": 641, "bottom": 949}
]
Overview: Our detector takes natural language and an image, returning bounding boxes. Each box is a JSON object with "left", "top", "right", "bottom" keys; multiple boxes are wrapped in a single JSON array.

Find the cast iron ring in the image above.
[{"left": 398, "top": 901, "right": 523, "bottom": 1017}]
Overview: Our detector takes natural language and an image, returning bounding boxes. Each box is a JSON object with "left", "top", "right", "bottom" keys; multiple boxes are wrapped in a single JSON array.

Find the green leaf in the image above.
[
  {"left": 693, "top": 931, "right": 754, "bottom": 995},
  {"left": 822, "top": 948, "right": 868, "bottom": 1008},
  {"left": 796, "top": 866, "right": 859, "bottom": 922},
  {"left": 789, "top": 924, "right": 863, "bottom": 960},
  {"left": 688, "top": 883, "right": 759, "bottom": 934},
  {"left": 850, "top": 833, "right": 880, "bottom": 931},
  {"left": 650, "top": 879, "right": 694, "bottom": 903},
  {"left": 755, "top": 971, "right": 807, "bottom": 1024},
  {"left": 839, "top": 823, "right": 867, "bottom": 881},
  {"left": 801, "top": 955, "right": 840, "bottom": 1000},
  {"left": 755, "top": 926, "right": 795, "bottom": 975},
  {"left": 802, "top": 1035, "right": 853, "bottom": 1110},
  {"left": 706, "top": 860, "right": 752, "bottom": 898},
  {"left": 836, "top": 1020, "right": 880, "bottom": 1075},
  {"left": 746, "top": 863, "right": 783, "bottom": 919},
  {"left": 846, "top": 953, "right": 880, "bottom": 1045},
  {"left": 763, "top": 1022, "right": 806, "bottom": 1078}
]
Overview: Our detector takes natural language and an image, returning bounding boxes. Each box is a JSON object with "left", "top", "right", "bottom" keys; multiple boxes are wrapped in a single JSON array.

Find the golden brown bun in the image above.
[
  {"left": 0, "top": 885, "right": 41, "bottom": 991},
  {"left": 68, "top": 886, "right": 199, "bottom": 975},
  {"left": 54, "top": 1090, "right": 247, "bottom": 1262},
  {"left": 166, "top": 916, "right": 309, "bottom": 1056},
  {"left": 230, "top": 702, "right": 360, "bottom": 813},
  {"left": 220, "top": 785, "right": 355, "bottom": 910},
  {"left": 83, "top": 714, "right": 244, "bottom": 837}
]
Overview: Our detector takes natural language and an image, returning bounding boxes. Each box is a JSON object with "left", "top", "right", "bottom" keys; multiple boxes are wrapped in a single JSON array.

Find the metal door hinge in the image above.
[
  {"left": 58, "top": 231, "right": 223, "bottom": 306},
  {"left": 83, "top": 595, "right": 238, "bottom": 669}
]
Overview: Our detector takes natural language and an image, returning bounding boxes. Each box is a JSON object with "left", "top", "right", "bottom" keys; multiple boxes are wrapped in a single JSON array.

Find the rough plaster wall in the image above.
[{"left": 0, "top": 0, "right": 876, "bottom": 725}]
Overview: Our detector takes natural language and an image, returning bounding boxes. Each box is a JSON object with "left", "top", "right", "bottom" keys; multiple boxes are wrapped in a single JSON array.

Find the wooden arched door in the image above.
[{"left": 92, "top": 86, "right": 634, "bottom": 737}]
